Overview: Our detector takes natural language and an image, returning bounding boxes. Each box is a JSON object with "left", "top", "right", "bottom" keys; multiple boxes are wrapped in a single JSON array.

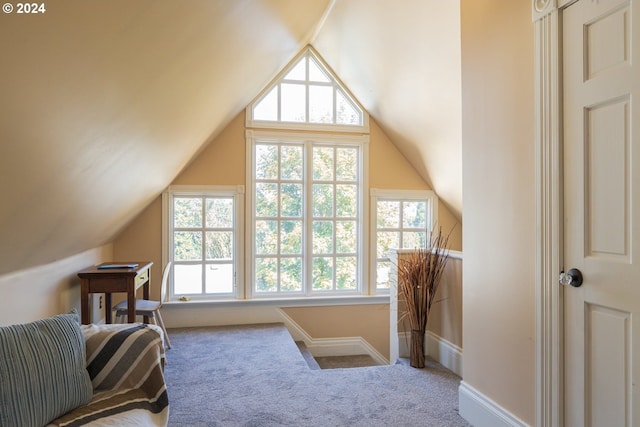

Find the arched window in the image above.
[{"left": 247, "top": 46, "right": 368, "bottom": 132}]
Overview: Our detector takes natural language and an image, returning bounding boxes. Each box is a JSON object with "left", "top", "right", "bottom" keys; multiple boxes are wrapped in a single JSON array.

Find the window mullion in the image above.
[
  {"left": 305, "top": 140, "right": 313, "bottom": 296},
  {"left": 201, "top": 198, "right": 207, "bottom": 295},
  {"left": 277, "top": 146, "right": 282, "bottom": 293},
  {"left": 332, "top": 147, "right": 338, "bottom": 291}
]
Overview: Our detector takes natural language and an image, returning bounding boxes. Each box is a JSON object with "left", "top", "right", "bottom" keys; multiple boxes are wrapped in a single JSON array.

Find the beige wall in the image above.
[
  {"left": 425, "top": 254, "right": 463, "bottom": 348},
  {"left": 0, "top": 244, "right": 113, "bottom": 326},
  {"left": 113, "top": 109, "right": 461, "bottom": 357},
  {"left": 461, "top": 0, "right": 535, "bottom": 424},
  {"left": 282, "top": 304, "right": 389, "bottom": 357}
]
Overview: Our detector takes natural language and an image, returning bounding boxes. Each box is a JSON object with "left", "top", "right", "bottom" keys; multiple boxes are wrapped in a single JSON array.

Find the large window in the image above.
[
  {"left": 163, "top": 186, "right": 244, "bottom": 300},
  {"left": 247, "top": 131, "right": 368, "bottom": 297},
  {"left": 370, "top": 189, "right": 438, "bottom": 290}
]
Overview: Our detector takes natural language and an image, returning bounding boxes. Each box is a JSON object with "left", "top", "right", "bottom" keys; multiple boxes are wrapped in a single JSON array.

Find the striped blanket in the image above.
[{"left": 49, "top": 324, "right": 169, "bottom": 427}]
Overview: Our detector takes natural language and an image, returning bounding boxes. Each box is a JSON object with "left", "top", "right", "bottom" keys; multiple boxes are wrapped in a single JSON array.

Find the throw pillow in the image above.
[{"left": 0, "top": 311, "right": 93, "bottom": 427}]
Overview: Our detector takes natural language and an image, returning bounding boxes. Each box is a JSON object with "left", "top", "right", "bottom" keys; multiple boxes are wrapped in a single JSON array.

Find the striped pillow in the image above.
[{"left": 0, "top": 311, "right": 93, "bottom": 427}]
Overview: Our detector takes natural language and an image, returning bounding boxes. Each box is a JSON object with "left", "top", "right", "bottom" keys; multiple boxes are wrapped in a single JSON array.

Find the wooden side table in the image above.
[{"left": 78, "top": 262, "right": 153, "bottom": 324}]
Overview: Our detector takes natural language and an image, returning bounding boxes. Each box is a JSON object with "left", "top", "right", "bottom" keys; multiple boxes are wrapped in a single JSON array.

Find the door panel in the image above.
[
  {"left": 585, "top": 303, "right": 630, "bottom": 427},
  {"left": 563, "top": 0, "right": 640, "bottom": 426},
  {"left": 585, "top": 97, "right": 629, "bottom": 261}
]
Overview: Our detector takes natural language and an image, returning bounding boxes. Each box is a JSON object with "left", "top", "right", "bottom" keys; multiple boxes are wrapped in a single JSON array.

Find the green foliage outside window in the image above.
[{"left": 254, "top": 142, "right": 360, "bottom": 294}]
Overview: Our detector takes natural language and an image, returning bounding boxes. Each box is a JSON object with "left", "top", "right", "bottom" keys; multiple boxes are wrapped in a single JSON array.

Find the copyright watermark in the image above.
[{"left": 2, "top": 2, "right": 46, "bottom": 13}]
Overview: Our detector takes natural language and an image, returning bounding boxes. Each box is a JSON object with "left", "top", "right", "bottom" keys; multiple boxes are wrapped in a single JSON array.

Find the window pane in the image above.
[
  {"left": 174, "top": 198, "right": 202, "bottom": 228},
  {"left": 313, "top": 147, "right": 334, "bottom": 180},
  {"left": 280, "top": 145, "right": 303, "bottom": 180},
  {"left": 255, "top": 183, "right": 278, "bottom": 217},
  {"left": 376, "top": 231, "right": 399, "bottom": 258},
  {"left": 280, "top": 258, "right": 302, "bottom": 292},
  {"left": 336, "top": 185, "right": 357, "bottom": 217},
  {"left": 281, "top": 220, "right": 302, "bottom": 254},
  {"left": 336, "top": 257, "right": 356, "bottom": 290},
  {"left": 377, "top": 260, "right": 391, "bottom": 289},
  {"left": 284, "top": 58, "right": 306, "bottom": 81},
  {"left": 256, "top": 220, "right": 277, "bottom": 255},
  {"left": 308, "top": 57, "right": 330, "bottom": 82},
  {"left": 377, "top": 201, "right": 400, "bottom": 228},
  {"left": 174, "top": 264, "right": 202, "bottom": 294},
  {"left": 403, "top": 201, "right": 427, "bottom": 228},
  {"left": 281, "top": 183, "right": 302, "bottom": 217},
  {"left": 312, "top": 184, "right": 334, "bottom": 217},
  {"left": 336, "top": 221, "right": 356, "bottom": 253},
  {"left": 206, "top": 231, "right": 232, "bottom": 260},
  {"left": 336, "top": 90, "right": 361, "bottom": 125},
  {"left": 309, "top": 85, "right": 333, "bottom": 124},
  {"left": 174, "top": 231, "right": 202, "bottom": 261},
  {"left": 253, "top": 86, "right": 278, "bottom": 121},
  {"left": 402, "top": 231, "right": 427, "bottom": 249},
  {"left": 256, "top": 258, "right": 277, "bottom": 292},
  {"left": 312, "top": 221, "right": 333, "bottom": 254},
  {"left": 312, "top": 257, "right": 333, "bottom": 290},
  {"left": 206, "top": 198, "right": 233, "bottom": 228},
  {"left": 205, "top": 263, "right": 233, "bottom": 293},
  {"left": 336, "top": 147, "right": 358, "bottom": 181},
  {"left": 281, "top": 83, "right": 306, "bottom": 122},
  {"left": 255, "top": 145, "right": 279, "bottom": 179}
]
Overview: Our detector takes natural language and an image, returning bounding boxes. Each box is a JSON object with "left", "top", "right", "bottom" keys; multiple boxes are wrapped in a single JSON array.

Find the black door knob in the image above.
[{"left": 559, "top": 268, "right": 583, "bottom": 287}]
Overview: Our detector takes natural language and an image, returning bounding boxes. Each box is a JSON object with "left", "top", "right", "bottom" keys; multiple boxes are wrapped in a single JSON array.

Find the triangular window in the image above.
[{"left": 247, "top": 46, "right": 368, "bottom": 132}]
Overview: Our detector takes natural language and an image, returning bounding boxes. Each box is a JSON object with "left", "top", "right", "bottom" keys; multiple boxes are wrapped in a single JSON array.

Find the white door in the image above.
[{"left": 563, "top": 0, "right": 640, "bottom": 425}]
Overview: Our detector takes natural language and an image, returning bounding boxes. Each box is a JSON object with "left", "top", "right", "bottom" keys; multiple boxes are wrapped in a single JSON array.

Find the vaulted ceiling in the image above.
[{"left": 0, "top": 0, "right": 461, "bottom": 276}]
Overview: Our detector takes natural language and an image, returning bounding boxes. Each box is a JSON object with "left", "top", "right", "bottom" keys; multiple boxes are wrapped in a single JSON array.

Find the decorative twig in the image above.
[{"left": 396, "top": 227, "right": 451, "bottom": 367}]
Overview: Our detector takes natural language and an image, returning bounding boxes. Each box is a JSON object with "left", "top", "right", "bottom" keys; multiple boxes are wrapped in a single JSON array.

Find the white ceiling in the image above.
[{"left": 0, "top": 0, "right": 461, "bottom": 276}]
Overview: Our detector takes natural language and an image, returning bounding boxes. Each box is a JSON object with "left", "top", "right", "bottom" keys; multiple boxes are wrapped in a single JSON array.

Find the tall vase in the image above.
[{"left": 410, "top": 329, "right": 425, "bottom": 368}]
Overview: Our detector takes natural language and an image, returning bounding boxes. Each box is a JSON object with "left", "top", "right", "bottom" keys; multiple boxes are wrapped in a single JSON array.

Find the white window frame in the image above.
[
  {"left": 369, "top": 188, "right": 438, "bottom": 293},
  {"left": 246, "top": 130, "right": 369, "bottom": 299},
  {"left": 246, "top": 46, "right": 369, "bottom": 134},
  {"left": 162, "top": 185, "right": 245, "bottom": 301}
]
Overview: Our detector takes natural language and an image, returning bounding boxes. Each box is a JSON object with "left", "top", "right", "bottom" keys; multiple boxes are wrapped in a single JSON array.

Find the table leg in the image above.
[
  {"left": 127, "top": 290, "right": 136, "bottom": 323},
  {"left": 105, "top": 293, "right": 112, "bottom": 324},
  {"left": 80, "top": 280, "right": 90, "bottom": 324},
  {"left": 142, "top": 280, "right": 150, "bottom": 324}
]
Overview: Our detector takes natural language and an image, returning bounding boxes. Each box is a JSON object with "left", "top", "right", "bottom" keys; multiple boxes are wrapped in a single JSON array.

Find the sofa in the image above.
[{"left": 0, "top": 311, "right": 168, "bottom": 427}]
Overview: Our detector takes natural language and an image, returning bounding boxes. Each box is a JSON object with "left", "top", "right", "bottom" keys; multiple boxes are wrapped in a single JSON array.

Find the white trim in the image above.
[
  {"left": 277, "top": 308, "right": 389, "bottom": 365},
  {"left": 459, "top": 382, "right": 530, "bottom": 427},
  {"left": 163, "top": 294, "right": 389, "bottom": 308},
  {"left": 370, "top": 188, "right": 437, "bottom": 199},
  {"left": 395, "top": 330, "right": 462, "bottom": 377},
  {"left": 245, "top": 135, "right": 256, "bottom": 300},
  {"left": 166, "top": 185, "right": 245, "bottom": 195},
  {"left": 245, "top": 129, "right": 369, "bottom": 144},
  {"left": 163, "top": 185, "right": 245, "bottom": 301},
  {"left": 533, "top": 2, "right": 563, "bottom": 427},
  {"left": 425, "top": 331, "right": 462, "bottom": 377}
]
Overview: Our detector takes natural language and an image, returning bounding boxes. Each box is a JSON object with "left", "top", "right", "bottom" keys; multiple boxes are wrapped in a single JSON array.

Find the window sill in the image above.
[{"left": 163, "top": 294, "right": 389, "bottom": 308}]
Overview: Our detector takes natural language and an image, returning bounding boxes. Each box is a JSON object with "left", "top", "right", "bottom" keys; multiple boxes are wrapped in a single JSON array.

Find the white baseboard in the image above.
[
  {"left": 396, "top": 331, "right": 463, "bottom": 377},
  {"left": 278, "top": 308, "right": 389, "bottom": 365},
  {"left": 459, "top": 381, "right": 529, "bottom": 427},
  {"left": 425, "top": 331, "right": 462, "bottom": 377}
]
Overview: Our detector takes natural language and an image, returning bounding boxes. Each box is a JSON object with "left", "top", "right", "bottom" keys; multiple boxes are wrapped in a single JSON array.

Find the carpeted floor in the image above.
[{"left": 164, "top": 324, "right": 471, "bottom": 427}]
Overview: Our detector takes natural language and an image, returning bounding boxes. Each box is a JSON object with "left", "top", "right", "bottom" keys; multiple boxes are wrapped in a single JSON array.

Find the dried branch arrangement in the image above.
[{"left": 396, "top": 228, "right": 451, "bottom": 368}]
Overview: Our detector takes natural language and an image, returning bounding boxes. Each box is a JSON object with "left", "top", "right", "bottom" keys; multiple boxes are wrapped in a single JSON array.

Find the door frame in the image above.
[{"left": 533, "top": 0, "right": 578, "bottom": 426}]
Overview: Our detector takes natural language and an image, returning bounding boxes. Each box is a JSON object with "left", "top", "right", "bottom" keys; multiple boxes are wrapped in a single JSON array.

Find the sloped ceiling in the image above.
[{"left": 0, "top": 0, "right": 461, "bottom": 276}]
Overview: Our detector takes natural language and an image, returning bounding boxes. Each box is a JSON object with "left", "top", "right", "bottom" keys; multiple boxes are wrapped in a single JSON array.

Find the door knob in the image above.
[{"left": 559, "top": 268, "right": 583, "bottom": 287}]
